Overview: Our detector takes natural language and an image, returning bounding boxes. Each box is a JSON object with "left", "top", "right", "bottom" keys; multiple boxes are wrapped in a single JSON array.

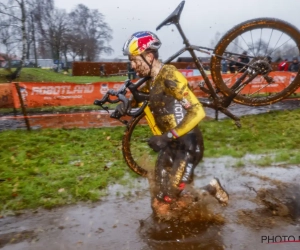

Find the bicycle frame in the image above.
[
  {"left": 142, "top": 105, "right": 162, "bottom": 135},
  {"left": 162, "top": 22, "right": 254, "bottom": 100},
  {"left": 157, "top": 1, "right": 295, "bottom": 109},
  {"left": 156, "top": 1, "right": 226, "bottom": 101},
  {"left": 162, "top": 28, "right": 219, "bottom": 100},
  {"left": 154, "top": 1, "right": 244, "bottom": 127}
]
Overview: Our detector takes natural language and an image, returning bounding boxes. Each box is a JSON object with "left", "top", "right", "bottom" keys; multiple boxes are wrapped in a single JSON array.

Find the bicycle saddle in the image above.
[{"left": 156, "top": 1, "right": 185, "bottom": 31}]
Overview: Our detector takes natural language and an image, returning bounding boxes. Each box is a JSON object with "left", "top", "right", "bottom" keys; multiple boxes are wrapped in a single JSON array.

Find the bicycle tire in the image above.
[
  {"left": 122, "top": 113, "right": 205, "bottom": 178},
  {"left": 211, "top": 18, "right": 300, "bottom": 106},
  {"left": 122, "top": 113, "right": 156, "bottom": 177}
]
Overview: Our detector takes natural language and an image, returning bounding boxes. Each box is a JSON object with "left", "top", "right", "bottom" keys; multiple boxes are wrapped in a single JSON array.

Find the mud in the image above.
[
  {"left": 1, "top": 157, "right": 300, "bottom": 250},
  {"left": 1, "top": 99, "right": 300, "bottom": 131}
]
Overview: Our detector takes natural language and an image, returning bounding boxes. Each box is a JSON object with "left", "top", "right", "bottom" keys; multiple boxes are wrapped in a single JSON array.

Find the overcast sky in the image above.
[{"left": 54, "top": 0, "right": 300, "bottom": 60}]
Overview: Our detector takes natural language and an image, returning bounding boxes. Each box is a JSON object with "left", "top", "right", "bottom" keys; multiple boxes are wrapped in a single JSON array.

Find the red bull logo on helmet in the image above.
[{"left": 126, "top": 31, "right": 159, "bottom": 56}]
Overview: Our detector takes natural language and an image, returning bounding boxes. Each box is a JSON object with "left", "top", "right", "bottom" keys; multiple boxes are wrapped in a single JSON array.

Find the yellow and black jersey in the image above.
[{"left": 142, "top": 64, "right": 205, "bottom": 137}]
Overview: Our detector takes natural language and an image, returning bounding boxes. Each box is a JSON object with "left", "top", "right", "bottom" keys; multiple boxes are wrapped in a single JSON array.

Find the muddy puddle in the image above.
[
  {"left": 1, "top": 157, "right": 300, "bottom": 250},
  {"left": 1, "top": 99, "right": 300, "bottom": 131}
]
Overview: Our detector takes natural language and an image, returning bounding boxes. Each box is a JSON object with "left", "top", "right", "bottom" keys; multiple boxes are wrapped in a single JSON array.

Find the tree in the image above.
[
  {"left": 0, "top": 18, "right": 19, "bottom": 66},
  {"left": 209, "top": 31, "right": 221, "bottom": 49},
  {"left": 0, "top": 0, "right": 28, "bottom": 80},
  {"left": 68, "top": 4, "right": 113, "bottom": 61},
  {"left": 66, "top": 33, "right": 81, "bottom": 61},
  {"left": 23, "top": 0, "right": 53, "bottom": 67},
  {"left": 44, "top": 8, "right": 69, "bottom": 63}
]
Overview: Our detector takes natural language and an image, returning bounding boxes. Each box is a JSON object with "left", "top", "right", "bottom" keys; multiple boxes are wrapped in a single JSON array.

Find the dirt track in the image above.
[
  {"left": 1, "top": 99, "right": 300, "bottom": 131},
  {"left": 1, "top": 157, "right": 300, "bottom": 250}
]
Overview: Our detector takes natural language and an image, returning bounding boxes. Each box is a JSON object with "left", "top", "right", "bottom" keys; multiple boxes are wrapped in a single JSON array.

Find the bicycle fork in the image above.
[{"left": 200, "top": 98, "right": 241, "bottom": 128}]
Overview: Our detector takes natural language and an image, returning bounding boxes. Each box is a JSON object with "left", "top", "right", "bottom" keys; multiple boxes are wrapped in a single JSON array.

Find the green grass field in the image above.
[
  {"left": 0, "top": 68, "right": 127, "bottom": 83},
  {"left": 1, "top": 109, "right": 300, "bottom": 214}
]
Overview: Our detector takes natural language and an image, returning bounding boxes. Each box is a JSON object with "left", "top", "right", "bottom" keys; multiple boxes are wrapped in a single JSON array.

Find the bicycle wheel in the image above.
[
  {"left": 211, "top": 18, "right": 300, "bottom": 106},
  {"left": 122, "top": 113, "right": 157, "bottom": 177}
]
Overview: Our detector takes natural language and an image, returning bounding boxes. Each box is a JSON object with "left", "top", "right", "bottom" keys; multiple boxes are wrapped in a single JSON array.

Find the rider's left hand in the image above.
[{"left": 148, "top": 133, "right": 170, "bottom": 152}]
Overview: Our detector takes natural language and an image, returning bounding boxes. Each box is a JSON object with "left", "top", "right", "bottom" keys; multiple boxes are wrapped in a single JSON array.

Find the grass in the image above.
[
  {"left": 1, "top": 109, "right": 300, "bottom": 214},
  {"left": 200, "top": 109, "right": 300, "bottom": 158},
  {"left": 0, "top": 126, "right": 130, "bottom": 213},
  {"left": 1, "top": 104, "right": 118, "bottom": 115},
  {"left": 0, "top": 68, "right": 127, "bottom": 83}
]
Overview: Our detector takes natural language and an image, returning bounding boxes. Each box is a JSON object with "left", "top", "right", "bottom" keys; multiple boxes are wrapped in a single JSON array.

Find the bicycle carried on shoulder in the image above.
[{"left": 94, "top": 1, "right": 300, "bottom": 177}]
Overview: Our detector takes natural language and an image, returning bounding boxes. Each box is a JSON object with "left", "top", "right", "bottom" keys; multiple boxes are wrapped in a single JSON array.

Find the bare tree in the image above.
[
  {"left": 40, "top": 7, "right": 70, "bottom": 71},
  {"left": 1, "top": 0, "right": 114, "bottom": 75},
  {"left": 29, "top": 0, "right": 54, "bottom": 63},
  {"left": 209, "top": 31, "right": 221, "bottom": 49},
  {"left": 0, "top": 18, "right": 19, "bottom": 67},
  {"left": 68, "top": 4, "right": 113, "bottom": 61},
  {"left": 281, "top": 44, "right": 299, "bottom": 61},
  {"left": 0, "top": 0, "right": 28, "bottom": 80},
  {"left": 66, "top": 33, "right": 81, "bottom": 61}
]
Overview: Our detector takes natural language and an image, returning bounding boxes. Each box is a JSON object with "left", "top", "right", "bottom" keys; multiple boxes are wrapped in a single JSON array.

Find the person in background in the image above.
[
  {"left": 228, "top": 57, "right": 236, "bottom": 73},
  {"left": 278, "top": 59, "right": 289, "bottom": 71},
  {"left": 127, "top": 62, "right": 136, "bottom": 79},
  {"left": 100, "top": 64, "right": 106, "bottom": 77},
  {"left": 236, "top": 51, "right": 250, "bottom": 72},
  {"left": 288, "top": 57, "right": 300, "bottom": 72},
  {"left": 221, "top": 58, "right": 228, "bottom": 74}
]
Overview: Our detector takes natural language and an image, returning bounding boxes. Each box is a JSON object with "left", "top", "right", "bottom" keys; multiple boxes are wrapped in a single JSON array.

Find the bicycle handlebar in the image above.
[
  {"left": 94, "top": 75, "right": 242, "bottom": 127},
  {"left": 94, "top": 77, "right": 150, "bottom": 121}
]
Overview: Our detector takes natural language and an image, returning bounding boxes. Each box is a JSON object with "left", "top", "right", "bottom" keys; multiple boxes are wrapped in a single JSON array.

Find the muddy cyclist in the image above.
[{"left": 116, "top": 31, "right": 229, "bottom": 215}]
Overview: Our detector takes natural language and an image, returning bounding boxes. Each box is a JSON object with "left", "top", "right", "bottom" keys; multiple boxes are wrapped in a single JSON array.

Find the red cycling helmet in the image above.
[{"left": 122, "top": 31, "right": 161, "bottom": 56}]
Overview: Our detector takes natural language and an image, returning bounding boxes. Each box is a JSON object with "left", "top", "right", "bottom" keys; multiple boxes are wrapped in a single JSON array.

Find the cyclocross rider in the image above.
[{"left": 119, "top": 31, "right": 229, "bottom": 213}]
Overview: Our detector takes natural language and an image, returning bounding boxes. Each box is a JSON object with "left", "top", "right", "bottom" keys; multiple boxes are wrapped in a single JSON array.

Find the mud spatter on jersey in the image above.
[{"left": 143, "top": 64, "right": 205, "bottom": 137}]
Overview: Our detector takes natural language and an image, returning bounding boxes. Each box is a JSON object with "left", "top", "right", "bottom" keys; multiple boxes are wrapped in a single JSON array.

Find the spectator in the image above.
[
  {"left": 221, "top": 58, "right": 228, "bottom": 73},
  {"left": 127, "top": 62, "right": 136, "bottom": 79},
  {"left": 236, "top": 51, "right": 250, "bottom": 72},
  {"left": 100, "top": 64, "right": 106, "bottom": 77},
  {"left": 288, "top": 57, "right": 300, "bottom": 72},
  {"left": 278, "top": 59, "right": 289, "bottom": 71},
  {"left": 228, "top": 57, "right": 236, "bottom": 73}
]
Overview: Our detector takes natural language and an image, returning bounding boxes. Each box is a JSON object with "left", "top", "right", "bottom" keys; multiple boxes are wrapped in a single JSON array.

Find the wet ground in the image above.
[
  {"left": 1, "top": 98, "right": 300, "bottom": 131},
  {"left": 1, "top": 156, "right": 300, "bottom": 250},
  {"left": 1, "top": 99, "right": 300, "bottom": 249}
]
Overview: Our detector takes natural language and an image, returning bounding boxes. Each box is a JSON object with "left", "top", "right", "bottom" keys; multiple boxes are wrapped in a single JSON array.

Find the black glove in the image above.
[
  {"left": 115, "top": 101, "right": 131, "bottom": 116},
  {"left": 148, "top": 133, "right": 170, "bottom": 152}
]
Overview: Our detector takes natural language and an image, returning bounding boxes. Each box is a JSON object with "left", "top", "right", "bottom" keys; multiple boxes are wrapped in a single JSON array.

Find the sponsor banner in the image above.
[
  {"left": 4, "top": 71, "right": 300, "bottom": 109},
  {"left": 0, "top": 83, "right": 14, "bottom": 108},
  {"left": 179, "top": 69, "right": 194, "bottom": 77},
  {"left": 11, "top": 82, "right": 128, "bottom": 108},
  {"left": 186, "top": 71, "right": 299, "bottom": 96},
  {"left": 193, "top": 70, "right": 201, "bottom": 76},
  {"left": 187, "top": 74, "right": 212, "bottom": 97}
]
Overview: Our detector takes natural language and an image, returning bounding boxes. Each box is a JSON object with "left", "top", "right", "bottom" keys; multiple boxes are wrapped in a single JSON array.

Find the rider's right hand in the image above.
[{"left": 115, "top": 101, "right": 131, "bottom": 116}]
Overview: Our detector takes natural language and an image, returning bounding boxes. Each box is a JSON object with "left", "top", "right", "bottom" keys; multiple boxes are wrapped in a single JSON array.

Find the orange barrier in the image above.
[
  {"left": 0, "top": 71, "right": 298, "bottom": 109},
  {"left": 0, "top": 83, "right": 14, "bottom": 108},
  {"left": 179, "top": 69, "right": 194, "bottom": 77},
  {"left": 187, "top": 71, "right": 299, "bottom": 96},
  {"left": 11, "top": 82, "right": 126, "bottom": 108}
]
